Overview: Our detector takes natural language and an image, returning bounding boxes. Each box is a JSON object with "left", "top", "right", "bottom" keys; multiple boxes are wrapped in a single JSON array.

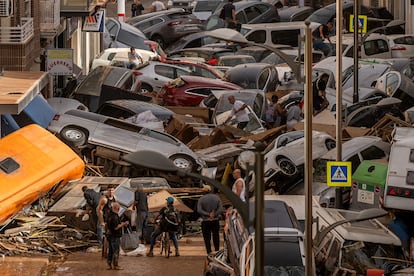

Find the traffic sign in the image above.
[
  {"left": 327, "top": 161, "right": 352, "bottom": 187},
  {"left": 349, "top": 14, "right": 368, "bottom": 33}
]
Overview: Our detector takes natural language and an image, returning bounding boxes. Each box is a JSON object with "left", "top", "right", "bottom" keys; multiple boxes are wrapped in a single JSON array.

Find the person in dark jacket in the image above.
[
  {"left": 133, "top": 187, "right": 148, "bottom": 244},
  {"left": 197, "top": 191, "right": 223, "bottom": 254},
  {"left": 131, "top": 0, "right": 144, "bottom": 17},
  {"left": 106, "top": 202, "right": 128, "bottom": 270},
  {"left": 312, "top": 22, "right": 333, "bottom": 56}
]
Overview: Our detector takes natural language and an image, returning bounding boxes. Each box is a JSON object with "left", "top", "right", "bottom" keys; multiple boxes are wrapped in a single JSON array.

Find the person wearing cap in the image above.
[{"left": 147, "top": 196, "right": 180, "bottom": 257}]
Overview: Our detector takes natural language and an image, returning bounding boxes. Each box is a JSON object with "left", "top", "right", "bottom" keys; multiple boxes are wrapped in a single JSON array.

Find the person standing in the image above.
[
  {"left": 197, "top": 191, "right": 223, "bottom": 254},
  {"left": 151, "top": 0, "right": 166, "bottom": 12},
  {"left": 232, "top": 169, "right": 246, "bottom": 202},
  {"left": 147, "top": 197, "right": 180, "bottom": 257},
  {"left": 97, "top": 185, "right": 117, "bottom": 257},
  {"left": 312, "top": 22, "right": 334, "bottom": 56},
  {"left": 224, "top": 95, "right": 249, "bottom": 130},
  {"left": 131, "top": 0, "right": 144, "bottom": 17},
  {"left": 133, "top": 187, "right": 148, "bottom": 244},
  {"left": 82, "top": 186, "right": 103, "bottom": 247},
  {"left": 106, "top": 202, "right": 129, "bottom": 270},
  {"left": 222, "top": 0, "right": 236, "bottom": 29}
]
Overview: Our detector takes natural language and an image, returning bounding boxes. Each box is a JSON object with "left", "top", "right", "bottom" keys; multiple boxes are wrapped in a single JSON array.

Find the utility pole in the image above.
[{"left": 118, "top": 0, "right": 125, "bottom": 22}]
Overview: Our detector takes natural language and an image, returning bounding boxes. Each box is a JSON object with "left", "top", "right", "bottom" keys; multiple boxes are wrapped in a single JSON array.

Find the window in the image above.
[
  {"left": 271, "top": 29, "right": 301, "bottom": 47},
  {"left": 409, "top": 149, "right": 414, "bottom": 162},
  {"left": 360, "top": 146, "right": 386, "bottom": 160},
  {"left": 394, "top": 36, "right": 414, "bottom": 45},
  {"left": 107, "top": 53, "right": 117, "bottom": 61},
  {"left": 186, "top": 38, "right": 203, "bottom": 48},
  {"left": 236, "top": 12, "right": 246, "bottom": 24},
  {"left": 364, "top": 39, "right": 389, "bottom": 56},
  {"left": 246, "top": 30, "right": 266, "bottom": 44},
  {"left": 407, "top": 171, "right": 414, "bottom": 184},
  {"left": 258, "top": 69, "right": 270, "bottom": 90},
  {"left": 155, "top": 65, "right": 175, "bottom": 78},
  {"left": 98, "top": 105, "right": 134, "bottom": 119},
  {"left": 186, "top": 88, "right": 212, "bottom": 96},
  {"left": 244, "top": 6, "right": 261, "bottom": 22}
]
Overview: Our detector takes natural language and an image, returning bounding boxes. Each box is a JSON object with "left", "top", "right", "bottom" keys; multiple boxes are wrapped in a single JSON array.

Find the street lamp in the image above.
[
  {"left": 314, "top": 208, "right": 388, "bottom": 248},
  {"left": 122, "top": 148, "right": 266, "bottom": 275}
]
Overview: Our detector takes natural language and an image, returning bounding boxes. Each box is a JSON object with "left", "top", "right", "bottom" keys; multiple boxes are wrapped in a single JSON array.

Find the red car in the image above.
[{"left": 159, "top": 75, "right": 241, "bottom": 106}]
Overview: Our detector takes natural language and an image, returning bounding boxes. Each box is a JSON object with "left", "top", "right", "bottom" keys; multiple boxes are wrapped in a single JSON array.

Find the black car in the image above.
[
  {"left": 204, "top": 1, "right": 279, "bottom": 31},
  {"left": 164, "top": 31, "right": 220, "bottom": 54},
  {"left": 127, "top": 8, "right": 204, "bottom": 49},
  {"left": 224, "top": 63, "right": 279, "bottom": 93}
]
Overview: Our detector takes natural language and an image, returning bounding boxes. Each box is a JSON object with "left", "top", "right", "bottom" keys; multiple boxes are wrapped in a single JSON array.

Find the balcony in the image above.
[
  {"left": 60, "top": 0, "right": 107, "bottom": 17},
  {"left": 0, "top": 18, "right": 34, "bottom": 44},
  {"left": 40, "top": 0, "right": 61, "bottom": 35}
]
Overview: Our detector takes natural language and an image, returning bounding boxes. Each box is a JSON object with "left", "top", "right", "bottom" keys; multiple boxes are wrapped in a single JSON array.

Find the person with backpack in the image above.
[{"left": 147, "top": 196, "right": 180, "bottom": 257}]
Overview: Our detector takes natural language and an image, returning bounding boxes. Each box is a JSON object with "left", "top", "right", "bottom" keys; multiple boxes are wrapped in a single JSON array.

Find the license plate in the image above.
[{"left": 357, "top": 190, "right": 374, "bottom": 204}]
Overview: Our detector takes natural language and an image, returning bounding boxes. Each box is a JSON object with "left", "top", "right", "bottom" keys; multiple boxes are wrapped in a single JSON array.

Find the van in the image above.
[
  {"left": 239, "top": 21, "right": 320, "bottom": 48},
  {"left": 384, "top": 127, "right": 414, "bottom": 212},
  {"left": 0, "top": 124, "right": 84, "bottom": 225}
]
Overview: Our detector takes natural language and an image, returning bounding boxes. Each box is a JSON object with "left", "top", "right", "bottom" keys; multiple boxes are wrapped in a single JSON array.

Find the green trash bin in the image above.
[{"left": 350, "top": 160, "right": 388, "bottom": 211}]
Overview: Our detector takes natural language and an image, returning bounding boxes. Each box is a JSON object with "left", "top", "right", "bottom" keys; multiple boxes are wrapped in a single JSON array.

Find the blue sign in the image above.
[{"left": 327, "top": 161, "right": 352, "bottom": 187}]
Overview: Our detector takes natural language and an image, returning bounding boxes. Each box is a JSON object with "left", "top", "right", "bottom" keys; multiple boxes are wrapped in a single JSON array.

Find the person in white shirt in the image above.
[
  {"left": 151, "top": 0, "right": 166, "bottom": 12},
  {"left": 231, "top": 169, "right": 246, "bottom": 202},
  {"left": 127, "top": 47, "right": 143, "bottom": 69},
  {"left": 224, "top": 95, "right": 249, "bottom": 130}
]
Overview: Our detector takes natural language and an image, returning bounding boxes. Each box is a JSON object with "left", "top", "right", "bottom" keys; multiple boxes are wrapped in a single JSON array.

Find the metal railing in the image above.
[
  {"left": 0, "top": 18, "right": 34, "bottom": 44},
  {"left": 40, "top": 0, "right": 60, "bottom": 32}
]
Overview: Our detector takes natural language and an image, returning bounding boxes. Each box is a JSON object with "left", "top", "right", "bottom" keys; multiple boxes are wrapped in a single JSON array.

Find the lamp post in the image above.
[{"left": 122, "top": 148, "right": 265, "bottom": 275}]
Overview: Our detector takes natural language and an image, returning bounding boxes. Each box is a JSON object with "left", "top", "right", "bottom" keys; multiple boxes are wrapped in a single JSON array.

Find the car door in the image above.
[
  {"left": 90, "top": 118, "right": 141, "bottom": 153},
  {"left": 152, "top": 64, "right": 191, "bottom": 91}
]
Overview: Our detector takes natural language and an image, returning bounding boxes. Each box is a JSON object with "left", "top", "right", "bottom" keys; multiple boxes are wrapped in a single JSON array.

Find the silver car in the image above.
[{"left": 47, "top": 109, "right": 205, "bottom": 172}]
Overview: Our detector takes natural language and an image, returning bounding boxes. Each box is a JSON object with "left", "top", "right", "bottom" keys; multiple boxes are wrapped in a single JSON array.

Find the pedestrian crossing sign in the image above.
[
  {"left": 327, "top": 161, "right": 352, "bottom": 187},
  {"left": 349, "top": 14, "right": 368, "bottom": 33}
]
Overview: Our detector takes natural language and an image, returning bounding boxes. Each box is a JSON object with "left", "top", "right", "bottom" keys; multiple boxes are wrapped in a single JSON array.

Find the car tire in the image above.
[
  {"left": 60, "top": 126, "right": 87, "bottom": 147},
  {"left": 169, "top": 154, "right": 194, "bottom": 172},
  {"left": 141, "top": 83, "right": 153, "bottom": 94},
  {"left": 152, "top": 35, "right": 165, "bottom": 50},
  {"left": 325, "top": 139, "right": 336, "bottom": 150},
  {"left": 276, "top": 157, "right": 297, "bottom": 176}
]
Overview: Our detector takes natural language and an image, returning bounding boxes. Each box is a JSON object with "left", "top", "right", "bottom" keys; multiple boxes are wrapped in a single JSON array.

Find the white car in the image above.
[
  {"left": 90, "top": 48, "right": 158, "bottom": 71},
  {"left": 135, "top": 61, "right": 192, "bottom": 93},
  {"left": 387, "top": 34, "right": 414, "bottom": 58},
  {"left": 263, "top": 130, "right": 336, "bottom": 179}
]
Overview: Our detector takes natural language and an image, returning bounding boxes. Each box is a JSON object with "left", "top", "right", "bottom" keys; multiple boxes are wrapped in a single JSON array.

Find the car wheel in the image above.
[
  {"left": 325, "top": 139, "right": 336, "bottom": 150},
  {"left": 169, "top": 155, "right": 194, "bottom": 172},
  {"left": 276, "top": 157, "right": 297, "bottom": 176},
  {"left": 60, "top": 126, "right": 87, "bottom": 147},
  {"left": 152, "top": 35, "right": 165, "bottom": 50},
  {"left": 141, "top": 83, "right": 153, "bottom": 94}
]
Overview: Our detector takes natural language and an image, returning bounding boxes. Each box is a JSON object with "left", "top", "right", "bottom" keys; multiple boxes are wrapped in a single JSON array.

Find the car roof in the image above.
[
  {"left": 107, "top": 18, "right": 147, "bottom": 39},
  {"left": 242, "top": 21, "right": 319, "bottom": 30},
  {"left": 127, "top": 8, "right": 187, "bottom": 24},
  {"left": 103, "top": 99, "right": 173, "bottom": 114},
  {"left": 248, "top": 199, "right": 298, "bottom": 230},
  {"left": 331, "top": 33, "right": 388, "bottom": 44},
  {"left": 278, "top": 5, "right": 313, "bottom": 20}
]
